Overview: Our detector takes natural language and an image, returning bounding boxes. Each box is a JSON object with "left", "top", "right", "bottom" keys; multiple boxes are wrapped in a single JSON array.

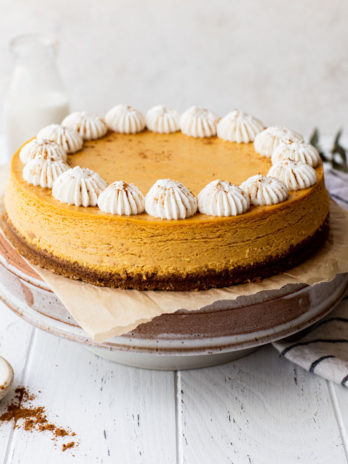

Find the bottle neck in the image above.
[
  {"left": 8, "top": 34, "right": 65, "bottom": 99},
  {"left": 9, "top": 54, "right": 65, "bottom": 100}
]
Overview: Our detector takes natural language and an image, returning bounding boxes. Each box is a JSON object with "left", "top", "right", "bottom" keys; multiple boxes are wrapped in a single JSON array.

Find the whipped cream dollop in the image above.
[
  {"left": 98, "top": 181, "right": 145, "bottom": 215},
  {"left": 240, "top": 174, "right": 288, "bottom": 206},
  {"left": 23, "top": 157, "right": 70, "bottom": 188},
  {"left": 37, "top": 124, "right": 84, "bottom": 154},
  {"left": 217, "top": 110, "right": 264, "bottom": 143},
  {"left": 180, "top": 106, "right": 219, "bottom": 138},
  {"left": 52, "top": 166, "right": 107, "bottom": 207},
  {"left": 146, "top": 105, "right": 180, "bottom": 133},
  {"left": 105, "top": 104, "right": 146, "bottom": 134},
  {"left": 19, "top": 139, "right": 67, "bottom": 164},
  {"left": 272, "top": 141, "right": 320, "bottom": 168},
  {"left": 198, "top": 180, "right": 250, "bottom": 216},
  {"left": 268, "top": 160, "right": 317, "bottom": 190},
  {"left": 145, "top": 179, "right": 197, "bottom": 219},
  {"left": 254, "top": 127, "right": 304, "bottom": 157},
  {"left": 62, "top": 112, "right": 108, "bottom": 140}
]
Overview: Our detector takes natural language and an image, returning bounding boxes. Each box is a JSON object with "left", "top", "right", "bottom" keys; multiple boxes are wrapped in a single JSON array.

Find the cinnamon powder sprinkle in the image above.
[
  {"left": 62, "top": 442, "right": 75, "bottom": 452},
  {"left": 0, "top": 387, "right": 77, "bottom": 451}
]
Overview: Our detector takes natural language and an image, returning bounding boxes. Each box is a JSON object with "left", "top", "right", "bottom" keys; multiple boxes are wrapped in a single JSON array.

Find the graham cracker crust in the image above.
[{"left": 2, "top": 213, "right": 329, "bottom": 291}]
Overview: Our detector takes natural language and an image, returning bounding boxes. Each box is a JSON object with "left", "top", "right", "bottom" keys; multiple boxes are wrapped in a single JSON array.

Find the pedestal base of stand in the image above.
[{"left": 84, "top": 345, "right": 258, "bottom": 370}]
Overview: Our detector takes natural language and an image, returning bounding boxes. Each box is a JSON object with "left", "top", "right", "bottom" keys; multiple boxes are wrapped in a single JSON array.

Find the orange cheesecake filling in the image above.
[{"left": 4, "top": 131, "right": 329, "bottom": 279}]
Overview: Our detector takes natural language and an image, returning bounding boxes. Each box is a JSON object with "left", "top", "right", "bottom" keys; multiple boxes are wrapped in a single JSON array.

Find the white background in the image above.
[{"left": 0, "top": 0, "right": 347, "bottom": 134}]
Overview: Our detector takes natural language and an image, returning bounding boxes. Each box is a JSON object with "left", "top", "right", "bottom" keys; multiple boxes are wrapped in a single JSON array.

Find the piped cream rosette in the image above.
[
  {"left": 105, "top": 104, "right": 146, "bottom": 134},
  {"left": 20, "top": 139, "right": 67, "bottom": 164},
  {"left": 180, "top": 106, "right": 219, "bottom": 138},
  {"left": 240, "top": 175, "right": 289, "bottom": 206},
  {"left": 198, "top": 180, "right": 250, "bottom": 216},
  {"left": 98, "top": 181, "right": 145, "bottom": 215},
  {"left": 146, "top": 105, "right": 180, "bottom": 133},
  {"left": 145, "top": 179, "right": 197, "bottom": 219},
  {"left": 62, "top": 112, "right": 108, "bottom": 140},
  {"left": 37, "top": 124, "right": 83, "bottom": 154},
  {"left": 217, "top": 110, "right": 264, "bottom": 143},
  {"left": 254, "top": 127, "right": 304, "bottom": 157},
  {"left": 268, "top": 160, "right": 317, "bottom": 190},
  {"left": 52, "top": 166, "right": 107, "bottom": 207},
  {"left": 272, "top": 141, "right": 320, "bottom": 168},
  {"left": 23, "top": 156, "right": 69, "bottom": 189}
]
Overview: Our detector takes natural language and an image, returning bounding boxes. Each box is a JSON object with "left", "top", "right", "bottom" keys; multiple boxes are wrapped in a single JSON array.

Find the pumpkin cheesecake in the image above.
[{"left": 3, "top": 106, "right": 329, "bottom": 290}]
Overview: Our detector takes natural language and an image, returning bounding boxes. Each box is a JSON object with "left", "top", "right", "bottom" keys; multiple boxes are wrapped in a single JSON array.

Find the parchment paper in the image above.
[{"left": 1, "top": 166, "right": 348, "bottom": 342}]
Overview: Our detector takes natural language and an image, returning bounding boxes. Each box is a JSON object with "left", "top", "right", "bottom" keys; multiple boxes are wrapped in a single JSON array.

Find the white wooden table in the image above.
[
  {"left": 0, "top": 303, "right": 348, "bottom": 464},
  {"left": 0, "top": 137, "right": 347, "bottom": 463}
]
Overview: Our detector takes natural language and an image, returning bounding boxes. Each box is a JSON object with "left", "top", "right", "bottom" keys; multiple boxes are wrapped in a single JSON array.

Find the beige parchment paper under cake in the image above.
[{"left": 1, "top": 166, "right": 348, "bottom": 342}]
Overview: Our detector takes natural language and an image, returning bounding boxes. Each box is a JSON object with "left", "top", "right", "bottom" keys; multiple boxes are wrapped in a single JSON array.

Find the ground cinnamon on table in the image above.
[
  {"left": 62, "top": 441, "right": 75, "bottom": 452},
  {"left": 0, "top": 387, "right": 77, "bottom": 451}
]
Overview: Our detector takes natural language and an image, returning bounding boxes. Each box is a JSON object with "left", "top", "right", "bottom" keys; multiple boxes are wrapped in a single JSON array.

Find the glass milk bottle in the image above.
[{"left": 4, "top": 34, "right": 70, "bottom": 159}]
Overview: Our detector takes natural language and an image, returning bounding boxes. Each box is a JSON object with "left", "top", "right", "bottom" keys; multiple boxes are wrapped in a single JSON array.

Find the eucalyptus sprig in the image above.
[
  {"left": 331, "top": 129, "right": 348, "bottom": 172},
  {"left": 309, "top": 128, "right": 328, "bottom": 162},
  {"left": 309, "top": 128, "right": 348, "bottom": 173}
]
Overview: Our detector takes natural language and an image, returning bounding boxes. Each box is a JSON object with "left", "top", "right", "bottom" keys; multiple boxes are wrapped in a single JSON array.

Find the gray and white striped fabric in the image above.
[{"left": 273, "top": 168, "right": 348, "bottom": 387}]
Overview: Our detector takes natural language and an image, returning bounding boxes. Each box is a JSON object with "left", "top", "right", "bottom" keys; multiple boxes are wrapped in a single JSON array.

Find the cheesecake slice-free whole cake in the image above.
[{"left": 4, "top": 106, "right": 329, "bottom": 290}]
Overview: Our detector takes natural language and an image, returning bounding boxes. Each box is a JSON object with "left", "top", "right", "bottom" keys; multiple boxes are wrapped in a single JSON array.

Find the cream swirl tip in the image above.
[
  {"left": 145, "top": 179, "right": 197, "bottom": 219},
  {"left": 254, "top": 126, "right": 304, "bottom": 157},
  {"left": 37, "top": 124, "right": 83, "bottom": 154},
  {"left": 180, "top": 106, "right": 219, "bottom": 138},
  {"left": 52, "top": 166, "right": 107, "bottom": 207},
  {"left": 23, "top": 157, "right": 69, "bottom": 189},
  {"left": 268, "top": 160, "right": 317, "bottom": 190},
  {"left": 146, "top": 105, "right": 180, "bottom": 133},
  {"left": 62, "top": 112, "right": 108, "bottom": 140},
  {"left": 240, "top": 174, "right": 288, "bottom": 206},
  {"left": 198, "top": 180, "right": 250, "bottom": 216},
  {"left": 217, "top": 110, "right": 264, "bottom": 143},
  {"left": 20, "top": 139, "right": 67, "bottom": 164},
  {"left": 98, "top": 181, "right": 145, "bottom": 215},
  {"left": 272, "top": 142, "right": 320, "bottom": 167},
  {"left": 105, "top": 104, "right": 146, "bottom": 134}
]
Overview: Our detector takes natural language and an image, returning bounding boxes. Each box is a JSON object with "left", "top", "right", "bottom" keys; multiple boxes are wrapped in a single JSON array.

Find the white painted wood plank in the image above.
[
  {"left": 177, "top": 345, "right": 348, "bottom": 464},
  {"left": 5, "top": 329, "right": 177, "bottom": 464},
  {"left": 0, "top": 302, "right": 36, "bottom": 464},
  {"left": 330, "top": 289, "right": 348, "bottom": 456},
  {"left": 332, "top": 382, "right": 348, "bottom": 460}
]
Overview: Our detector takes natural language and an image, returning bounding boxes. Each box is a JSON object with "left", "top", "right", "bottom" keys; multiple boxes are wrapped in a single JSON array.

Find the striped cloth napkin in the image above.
[{"left": 273, "top": 167, "right": 348, "bottom": 387}]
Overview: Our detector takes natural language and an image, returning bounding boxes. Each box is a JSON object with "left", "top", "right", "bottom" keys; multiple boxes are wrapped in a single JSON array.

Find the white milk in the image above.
[{"left": 5, "top": 34, "right": 70, "bottom": 159}]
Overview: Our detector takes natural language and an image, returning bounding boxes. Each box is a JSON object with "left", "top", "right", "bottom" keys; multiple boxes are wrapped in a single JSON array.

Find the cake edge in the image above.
[{"left": 1, "top": 213, "right": 329, "bottom": 291}]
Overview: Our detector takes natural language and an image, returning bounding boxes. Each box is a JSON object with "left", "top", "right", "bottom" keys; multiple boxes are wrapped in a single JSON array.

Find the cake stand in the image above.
[{"left": 0, "top": 233, "right": 347, "bottom": 370}]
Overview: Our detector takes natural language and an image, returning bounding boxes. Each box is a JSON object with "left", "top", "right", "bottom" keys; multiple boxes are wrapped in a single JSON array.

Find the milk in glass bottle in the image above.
[{"left": 5, "top": 34, "right": 70, "bottom": 159}]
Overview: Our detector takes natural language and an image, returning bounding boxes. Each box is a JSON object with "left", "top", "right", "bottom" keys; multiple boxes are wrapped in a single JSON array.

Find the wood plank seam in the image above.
[
  {"left": 174, "top": 371, "right": 184, "bottom": 464},
  {"left": 3, "top": 326, "right": 36, "bottom": 464}
]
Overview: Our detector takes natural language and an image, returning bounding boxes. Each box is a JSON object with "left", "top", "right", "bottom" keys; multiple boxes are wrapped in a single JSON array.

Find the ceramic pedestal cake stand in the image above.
[{"left": 0, "top": 233, "right": 347, "bottom": 370}]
